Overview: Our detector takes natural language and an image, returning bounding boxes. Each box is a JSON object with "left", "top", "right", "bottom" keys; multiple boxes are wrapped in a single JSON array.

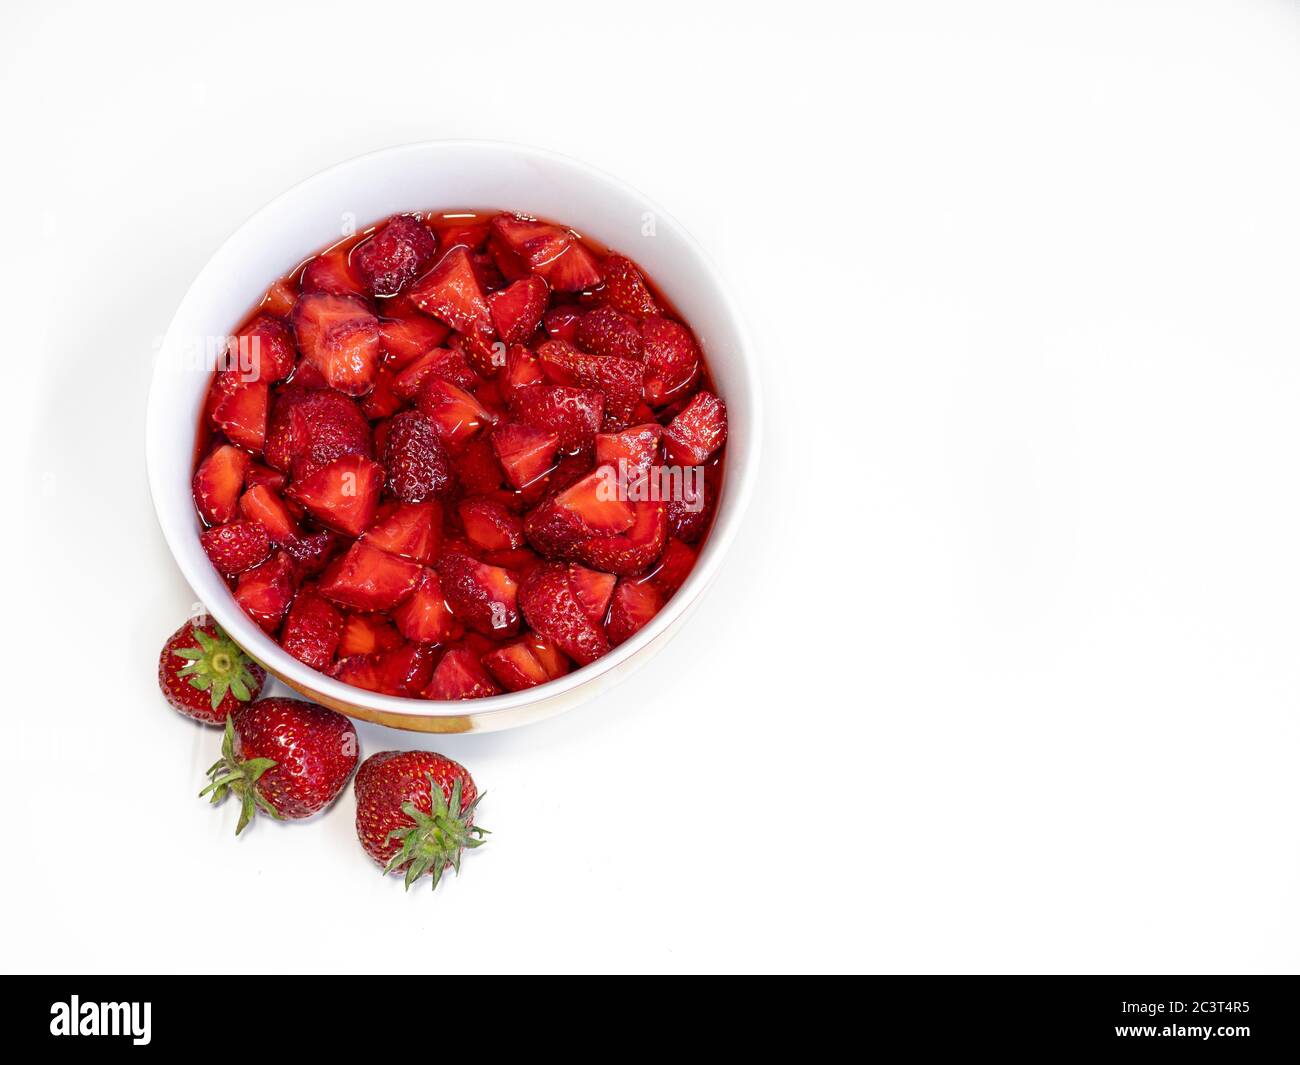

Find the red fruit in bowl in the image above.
[
  {"left": 378, "top": 641, "right": 437, "bottom": 695},
  {"left": 488, "top": 275, "right": 548, "bottom": 344},
  {"left": 265, "top": 388, "right": 373, "bottom": 481},
  {"left": 501, "top": 343, "right": 545, "bottom": 398},
  {"left": 651, "top": 537, "right": 697, "bottom": 596},
  {"left": 459, "top": 496, "right": 524, "bottom": 552},
  {"left": 662, "top": 391, "right": 728, "bottom": 465},
  {"left": 235, "top": 551, "right": 297, "bottom": 631},
  {"left": 605, "top": 578, "right": 663, "bottom": 646},
  {"left": 537, "top": 339, "right": 644, "bottom": 430},
  {"left": 482, "top": 640, "right": 550, "bottom": 691},
  {"left": 576, "top": 306, "right": 642, "bottom": 360},
  {"left": 224, "top": 313, "right": 297, "bottom": 386},
  {"left": 666, "top": 473, "right": 714, "bottom": 543},
  {"left": 201, "top": 699, "right": 359, "bottom": 834},
  {"left": 438, "top": 552, "right": 520, "bottom": 637},
  {"left": 380, "top": 314, "right": 451, "bottom": 367},
  {"left": 354, "top": 750, "right": 487, "bottom": 890},
  {"left": 524, "top": 467, "right": 635, "bottom": 559},
  {"left": 393, "top": 345, "right": 480, "bottom": 398},
  {"left": 568, "top": 564, "right": 616, "bottom": 625},
  {"left": 288, "top": 454, "right": 383, "bottom": 537},
  {"left": 381, "top": 409, "right": 456, "bottom": 504},
  {"left": 509, "top": 383, "right": 604, "bottom": 455},
  {"left": 573, "top": 499, "right": 668, "bottom": 576},
  {"left": 200, "top": 520, "right": 271, "bottom": 576},
  {"left": 291, "top": 291, "right": 381, "bottom": 396},
  {"left": 596, "top": 423, "right": 662, "bottom": 472},
  {"left": 301, "top": 245, "right": 366, "bottom": 297},
  {"left": 339, "top": 613, "right": 403, "bottom": 658},
  {"left": 426, "top": 648, "right": 500, "bottom": 701},
  {"left": 416, "top": 375, "right": 496, "bottom": 446},
  {"left": 211, "top": 380, "right": 269, "bottom": 452},
  {"left": 518, "top": 563, "right": 612, "bottom": 665},
  {"left": 281, "top": 529, "right": 338, "bottom": 577},
  {"left": 280, "top": 584, "right": 345, "bottom": 671},
  {"left": 362, "top": 500, "right": 442, "bottom": 565},
  {"left": 351, "top": 214, "right": 437, "bottom": 297},
  {"left": 597, "top": 254, "right": 659, "bottom": 318},
  {"left": 543, "top": 305, "right": 583, "bottom": 344},
  {"left": 320, "top": 540, "right": 421, "bottom": 611},
  {"left": 640, "top": 317, "right": 700, "bottom": 406},
  {"left": 158, "top": 618, "right": 266, "bottom": 725},
  {"left": 408, "top": 245, "right": 492, "bottom": 336},
  {"left": 491, "top": 421, "right": 559, "bottom": 490},
  {"left": 393, "top": 568, "right": 463, "bottom": 644},
  {"left": 194, "top": 444, "right": 250, "bottom": 526}
]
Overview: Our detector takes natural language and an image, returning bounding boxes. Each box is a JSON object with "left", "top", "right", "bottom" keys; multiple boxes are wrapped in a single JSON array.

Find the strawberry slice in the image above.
[
  {"left": 194, "top": 444, "right": 250, "bottom": 525},
  {"left": 667, "top": 472, "right": 714, "bottom": 543},
  {"left": 224, "top": 313, "right": 296, "bottom": 385},
  {"left": 453, "top": 436, "right": 505, "bottom": 493},
  {"left": 501, "top": 344, "right": 545, "bottom": 399},
  {"left": 300, "top": 245, "right": 366, "bottom": 297},
  {"left": 605, "top": 578, "right": 663, "bottom": 646},
  {"left": 291, "top": 291, "right": 381, "bottom": 396},
  {"left": 378, "top": 641, "right": 436, "bottom": 695},
  {"left": 238, "top": 484, "right": 299, "bottom": 543},
  {"left": 541, "top": 242, "right": 603, "bottom": 292},
  {"left": 491, "top": 422, "right": 559, "bottom": 490},
  {"left": 576, "top": 306, "right": 642, "bottom": 360},
  {"left": 407, "top": 245, "right": 492, "bottom": 336},
  {"left": 518, "top": 563, "right": 611, "bottom": 666},
  {"left": 568, "top": 564, "right": 616, "bottom": 626},
  {"left": 332, "top": 654, "right": 389, "bottom": 693},
  {"left": 509, "top": 384, "right": 604, "bottom": 455},
  {"left": 281, "top": 530, "right": 339, "bottom": 577},
  {"left": 662, "top": 391, "right": 728, "bottom": 465},
  {"left": 482, "top": 641, "right": 550, "bottom": 691},
  {"left": 235, "top": 551, "right": 297, "bottom": 632},
  {"left": 650, "top": 538, "right": 696, "bottom": 596},
  {"left": 351, "top": 214, "right": 438, "bottom": 297},
  {"left": 525, "top": 632, "right": 570, "bottom": 679},
  {"left": 265, "top": 389, "right": 373, "bottom": 481},
  {"left": 287, "top": 454, "right": 383, "bottom": 537},
  {"left": 596, "top": 423, "right": 662, "bottom": 472},
  {"left": 212, "top": 380, "right": 269, "bottom": 451},
  {"left": 523, "top": 467, "right": 635, "bottom": 559},
  {"left": 437, "top": 552, "right": 520, "bottom": 637},
  {"left": 379, "top": 314, "right": 451, "bottom": 368},
  {"left": 596, "top": 254, "right": 659, "bottom": 318},
  {"left": 459, "top": 496, "right": 525, "bottom": 552},
  {"left": 200, "top": 520, "right": 271, "bottom": 575},
  {"left": 380, "top": 410, "right": 456, "bottom": 504},
  {"left": 393, "top": 568, "right": 464, "bottom": 645},
  {"left": 488, "top": 276, "right": 548, "bottom": 344},
  {"left": 536, "top": 339, "right": 644, "bottom": 430},
  {"left": 392, "top": 345, "right": 480, "bottom": 398},
  {"left": 339, "top": 613, "right": 403, "bottom": 658},
  {"left": 244, "top": 462, "right": 287, "bottom": 493},
  {"left": 360, "top": 366, "right": 403, "bottom": 420},
  {"left": 262, "top": 279, "right": 297, "bottom": 318},
  {"left": 573, "top": 499, "right": 668, "bottom": 576},
  {"left": 641, "top": 317, "right": 700, "bottom": 406},
  {"left": 280, "top": 584, "right": 345, "bottom": 670},
  {"left": 489, "top": 214, "right": 572, "bottom": 269},
  {"left": 425, "top": 647, "right": 500, "bottom": 701},
  {"left": 543, "top": 305, "right": 583, "bottom": 344},
  {"left": 362, "top": 500, "right": 441, "bottom": 565},
  {"left": 430, "top": 217, "right": 491, "bottom": 253},
  {"left": 416, "top": 375, "right": 497, "bottom": 446},
  {"left": 319, "top": 540, "right": 421, "bottom": 611}
]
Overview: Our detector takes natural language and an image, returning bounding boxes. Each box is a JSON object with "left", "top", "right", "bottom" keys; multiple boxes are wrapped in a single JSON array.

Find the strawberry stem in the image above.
[
  {"left": 172, "top": 625, "right": 259, "bottom": 711},
  {"left": 199, "top": 715, "right": 282, "bottom": 835},
  {"left": 384, "top": 775, "right": 489, "bottom": 891}
]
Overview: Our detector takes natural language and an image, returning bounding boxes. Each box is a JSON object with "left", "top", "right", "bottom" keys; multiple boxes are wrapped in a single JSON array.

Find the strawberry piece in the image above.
[
  {"left": 194, "top": 444, "right": 250, "bottom": 525},
  {"left": 319, "top": 540, "right": 421, "bottom": 611},
  {"left": 224, "top": 313, "right": 296, "bottom": 385},
  {"left": 596, "top": 423, "right": 662, "bottom": 472},
  {"left": 262, "top": 279, "right": 297, "bottom": 318},
  {"left": 287, "top": 454, "right": 383, "bottom": 537},
  {"left": 281, "top": 530, "right": 339, "bottom": 577},
  {"left": 536, "top": 339, "right": 644, "bottom": 430},
  {"left": 576, "top": 306, "right": 642, "bottom": 360},
  {"left": 640, "top": 317, "right": 700, "bottom": 406},
  {"left": 542, "top": 242, "right": 603, "bottom": 292},
  {"left": 380, "top": 409, "right": 456, "bottom": 504},
  {"left": 518, "top": 563, "right": 611, "bottom": 666},
  {"left": 362, "top": 500, "right": 442, "bottom": 565},
  {"left": 437, "top": 552, "right": 520, "bottom": 637},
  {"left": 378, "top": 641, "right": 436, "bottom": 695},
  {"left": 459, "top": 496, "right": 524, "bottom": 552},
  {"left": 339, "top": 613, "right": 403, "bottom": 658},
  {"left": 525, "top": 632, "right": 570, "bottom": 679},
  {"left": 288, "top": 357, "right": 330, "bottom": 390},
  {"left": 482, "top": 641, "right": 550, "bottom": 691},
  {"left": 480, "top": 546, "right": 543, "bottom": 577},
  {"left": 597, "top": 254, "right": 659, "bottom": 318},
  {"left": 212, "top": 380, "right": 269, "bottom": 451},
  {"left": 543, "top": 305, "right": 583, "bottom": 344},
  {"left": 573, "top": 499, "right": 668, "bottom": 576},
  {"left": 650, "top": 538, "right": 696, "bottom": 596},
  {"left": 408, "top": 245, "right": 492, "bottom": 336},
  {"left": 416, "top": 375, "right": 496, "bottom": 446},
  {"left": 235, "top": 551, "right": 297, "bottom": 632},
  {"left": 453, "top": 436, "right": 505, "bottom": 493},
  {"left": 301, "top": 245, "right": 366, "bottom": 297},
  {"left": 498, "top": 345, "right": 543, "bottom": 403},
  {"left": 568, "top": 564, "right": 616, "bottom": 625},
  {"left": 425, "top": 648, "right": 500, "bottom": 701},
  {"left": 380, "top": 314, "right": 452, "bottom": 368},
  {"left": 265, "top": 389, "right": 373, "bottom": 480},
  {"left": 489, "top": 214, "right": 572, "bottom": 269},
  {"left": 351, "top": 214, "right": 438, "bottom": 297},
  {"left": 662, "top": 391, "right": 728, "bottom": 465},
  {"left": 509, "top": 384, "right": 604, "bottom": 455},
  {"left": 360, "top": 366, "right": 403, "bottom": 419},
  {"left": 245, "top": 462, "right": 287, "bottom": 493},
  {"left": 333, "top": 654, "right": 389, "bottom": 693},
  {"left": 488, "top": 276, "right": 548, "bottom": 344},
  {"left": 605, "top": 578, "right": 663, "bottom": 646},
  {"left": 431, "top": 217, "right": 491, "bottom": 253},
  {"left": 491, "top": 421, "right": 559, "bottom": 490},
  {"left": 393, "top": 345, "right": 480, "bottom": 398},
  {"left": 200, "top": 520, "right": 271, "bottom": 575},
  {"left": 393, "top": 568, "right": 464, "bottom": 645},
  {"left": 291, "top": 291, "right": 381, "bottom": 397},
  {"left": 280, "top": 584, "right": 345, "bottom": 670},
  {"left": 666, "top": 473, "right": 713, "bottom": 542},
  {"left": 524, "top": 466, "right": 635, "bottom": 558}
]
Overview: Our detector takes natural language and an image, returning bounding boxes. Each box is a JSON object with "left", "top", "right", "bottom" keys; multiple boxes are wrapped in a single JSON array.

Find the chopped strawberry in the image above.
[
  {"left": 518, "top": 563, "right": 611, "bottom": 666},
  {"left": 596, "top": 423, "right": 662, "bottom": 472},
  {"left": 509, "top": 384, "right": 604, "bottom": 455},
  {"left": 416, "top": 375, "right": 497, "bottom": 446},
  {"left": 265, "top": 389, "right": 373, "bottom": 481},
  {"left": 662, "top": 391, "right": 728, "bottom": 465},
  {"left": 351, "top": 214, "right": 438, "bottom": 297},
  {"left": 524, "top": 466, "right": 634, "bottom": 559},
  {"left": 576, "top": 306, "right": 642, "bottom": 360},
  {"left": 430, "top": 217, "right": 491, "bottom": 253},
  {"left": 200, "top": 520, "right": 270, "bottom": 575},
  {"left": 491, "top": 421, "right": 559, "bottom": 490},
  {"left": 287, "top": 454, "right": 383, "bottom": 537},
  {"left": 380, "top": 313, "right": 451, "bottom": 368},
  {"left": 568, "top": 564, "right": 616, "bottom": 625},
  {"left": 212, "top": 381, "right": 269, "bottom": 452},
  {"left": 459, "top": 496, "right": 525, "bottom": 552},
  {"left": 281, "top": 530, "right": 339, "bottom": 577},
  {"left": 288, "top": 357, "right": 330, "bottom": 390},
  {"left": 238, "top": 484, "right": 299, "bottom": 543},
  {"left": 573, "top": 499, "right": 668, "bottom": 576},
  {"left": 543, "top": 305, "right": 583, "bottom": 344},
  {"left": 360, "top": 366, "right": 404, "bottom": 420},
  {"left": 224, "top": 313, "right": 296, "bottom": 385},
  {"left": 291, "top": 291, "right": 381, "bottom": 396},
  {"left": 407, "top": 245, "right": 492, "bottom": 336},
  {"left": 453, "top": 436, "right": 505, "bottom": 493},
  {"left": 244, "top": 462, "right": 287, "bottom": 493},
  {"left": 378, "top": 641, "right": 436, "bottom": 695},
  {"left": 362, "top": 500, "right": 441, "bottom": 565},
  {"left": 425, "top": 647, "right": 500, "bottom": 700},
  {"left": 666, "top": 472, "right": 714, "bottom": 542},
  {"left": 393, "top": 568, "right": 464, "bottom": 645},
  {"left": 542, "top": 242, "right": 603, "bottom": 292},
  {"left": 480, "top": 546, "right": 543, "bottom": 577},
  {"left": 536, "top": 339, "right": 644, "bottom": 430},
  {"left": 640, "top": 317, "right": 701, "bottom": 406},
  {"left": 300, "top": 245, "right": 367, "bottom": 297},
  {"left": 380, "top": 410, "right": 456, "bottom": 504},
  {"left": 235, "top": 551, "right": 297, "bottom": 632},
  {"left": 194, "top": 444, "right": 250, "bottom": 525},
  {"left": 280, "top": 584, "right": 345, "bottom": 670},
  {"left": 488, "top": 276, "right": 548, "bottom": 344},
  {"left": 319, "top": 540, "right": 421, "bottom": 611},
  {"left": 489, "top": 214, "right": 572, "bottom": 269},
  {"left": 332, "top": 654, "right": 389, "bottom": 693},
  {"left": 499, "top": 344, "right": 543, "bottom": 400},
  {"left": 339, "top": 613, "right": 403, "bottom": 658},
  {"left": 650, "top": 537, "right": 696, "bottom": 596},
  {"left": 438, "top": 553, "right": 520, "bottom": 637},
  {"left": 262, "top": 278, "right": 297, "bottom": 318},
  {"left": 605, "top": 578, "right": 663, "bottom": 646},
  {"left": 597, "top": 254, "right": 659, "bottom": 318},
  {"left": 524, "top": 632, "right": 570, "bottom": 679},
  {"left": 392, "top": 344, "right": 480, "bottom": 399},
  {"left": 482, "top": 641, "right": 550, "bottom": 691}
]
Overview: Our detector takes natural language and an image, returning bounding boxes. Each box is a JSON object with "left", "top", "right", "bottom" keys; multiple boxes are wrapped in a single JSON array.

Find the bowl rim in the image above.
[{"left": 146, "top": 138, "right": 762, "bottom": 726}]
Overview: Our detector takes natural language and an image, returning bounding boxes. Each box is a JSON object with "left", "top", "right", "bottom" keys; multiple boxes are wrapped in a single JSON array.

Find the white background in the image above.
[{"left": 3, "top": 0, "right": 1300, "bottom": 974}]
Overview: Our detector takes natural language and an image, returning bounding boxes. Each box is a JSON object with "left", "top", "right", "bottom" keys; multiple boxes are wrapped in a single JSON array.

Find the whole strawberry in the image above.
[
  {"left": 158, "top": 618, "right": 266, "bottom": 725},
  {"left": 201, "top": 698, "right": 359, "bottom": 834},
  {"left": 354, "top": 750, "right": 488, "bottom": 890}
]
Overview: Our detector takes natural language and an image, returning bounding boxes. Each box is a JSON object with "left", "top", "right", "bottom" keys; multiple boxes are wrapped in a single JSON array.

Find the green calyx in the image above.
[
  {"left": 384, "top": 774, "right": 489, "bottom": 892},
  {"left": 173, "top": 624, "right": 259, "bottom": 712},
  {"left": 199, "top": 715, "right": 282, "bottom": 835}
]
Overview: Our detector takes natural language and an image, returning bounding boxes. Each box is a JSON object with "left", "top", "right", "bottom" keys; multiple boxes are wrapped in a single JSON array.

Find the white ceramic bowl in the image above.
[{"left": 146, "top": 141, "right": 760, "bottom": 732}]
